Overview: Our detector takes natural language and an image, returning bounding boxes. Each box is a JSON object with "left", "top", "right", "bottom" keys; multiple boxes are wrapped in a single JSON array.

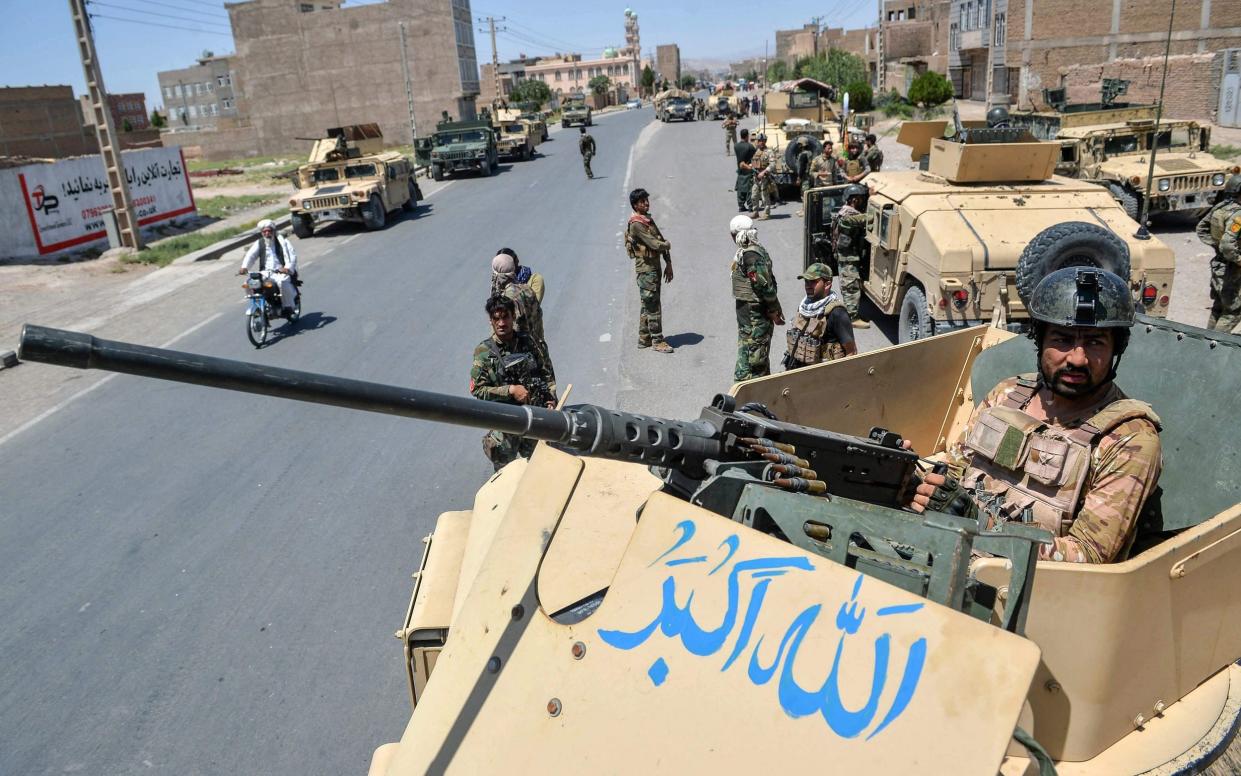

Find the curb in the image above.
[
  {"left": 172, "top": 214, "right": 292, "bottom": 265},
  {"left": 0, "top": 350, "right": 17, "bottom": 371}
]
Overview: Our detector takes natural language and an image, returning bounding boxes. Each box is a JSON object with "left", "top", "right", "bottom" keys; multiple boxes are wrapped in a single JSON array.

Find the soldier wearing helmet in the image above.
[
  {"left": 832, "top": 184, "right": 871, "bottom": 328},
  {"left": 986, "top": 105, "right": 1011, "bottom": 128},
  {"left": 730, "top": 214, "right": 784, "bottom": 380},
  {"left": 909, "top": 267, "right": 1163, "bottom": 564},
  {"left": 238, "top": 219, "right": 299, "bottom": 317},
  {"left": 749, "top": 133, "right": 775, "bottom": 220},
  {"left": 1194, "top": 173, "right": 1241, "bottom": 333},
  {"left": 781, "top": 262, "right": 857, "bottom": 371}
]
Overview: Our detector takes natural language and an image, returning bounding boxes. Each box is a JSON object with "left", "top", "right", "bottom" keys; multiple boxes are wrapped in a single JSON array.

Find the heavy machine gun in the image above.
[{"left": 18, "top": 325, "right": 1048, "bottom": 631}]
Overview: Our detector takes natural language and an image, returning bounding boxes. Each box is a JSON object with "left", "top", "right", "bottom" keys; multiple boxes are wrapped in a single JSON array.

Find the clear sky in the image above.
[{"left": 0, "top": 0, "right": 878, "bottom": 113}]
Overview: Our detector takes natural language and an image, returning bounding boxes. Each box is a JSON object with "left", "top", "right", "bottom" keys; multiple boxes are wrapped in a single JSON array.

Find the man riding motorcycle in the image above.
[{"left": 238, "top": 219, "right": 299, "bottom": 317}]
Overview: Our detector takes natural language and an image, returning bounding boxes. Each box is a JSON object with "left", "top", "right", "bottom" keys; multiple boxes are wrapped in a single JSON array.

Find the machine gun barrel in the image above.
[{"left": 17, "top": 325, "right": 723, "bottom": 473}]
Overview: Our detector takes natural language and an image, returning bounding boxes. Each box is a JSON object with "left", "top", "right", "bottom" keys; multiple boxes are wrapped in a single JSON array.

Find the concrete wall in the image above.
[
  {"left": 1059, "top": 52, "right": 1222, "bottom": 122},
  {"left": 227, "top": 0, "right": 477, "bottom": 155},
  {"left": 0, "top": 86, "right": 95, "bottom": 159},
  {"left": 160, "top": 125, "right": 262, "bottom": 162}
]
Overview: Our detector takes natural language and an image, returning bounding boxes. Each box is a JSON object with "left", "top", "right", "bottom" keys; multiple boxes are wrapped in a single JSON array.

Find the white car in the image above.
[{"left": 626, "top": 99, "right": 642, "bottom": 109}]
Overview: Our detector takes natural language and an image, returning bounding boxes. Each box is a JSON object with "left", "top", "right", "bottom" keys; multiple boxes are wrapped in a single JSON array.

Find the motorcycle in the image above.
[{"left": 244, "top": 271, "right": 301, "bottom": 348}]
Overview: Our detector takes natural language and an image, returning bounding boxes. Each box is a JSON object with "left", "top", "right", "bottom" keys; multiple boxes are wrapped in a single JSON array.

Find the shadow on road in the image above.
[
  {"left": 664, "top": 332, "right": 704, "bottom": 348},
  {"left": 264, "top": 311, "right": 337, "bottom": 346}
]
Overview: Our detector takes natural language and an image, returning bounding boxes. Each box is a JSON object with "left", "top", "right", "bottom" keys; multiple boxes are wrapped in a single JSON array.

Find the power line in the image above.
[
  {"left": 89, "top": 12, "right": 233, "bottom": 36},
  {"left": 503, "top": 19, "right": 593, "bottom": 52},
  {"left": 87, "top": 1, "right": 232, "bottom": 28},
  {"left": 121, "top": 0, "right": 229, "bottom": 20}
]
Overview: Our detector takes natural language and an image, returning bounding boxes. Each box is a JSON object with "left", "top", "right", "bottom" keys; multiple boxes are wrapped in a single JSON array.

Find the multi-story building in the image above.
[
  {"left": 655, "top": 44, "right": 681, "bottom": 86},
  {"left": 0, "top": 86, "right": 96, "bottom": 158},
  {"left": 156, "top": 55, "right": 238, "bottom": 132},
  {"left": 820, "top": 27, "right": 880, "bottom": 86},
  {"left": 776, "top": 24, "right": 820, "bottom": 65},
  {"left": 524, "top": 52, "right": 638, "bottom": 98},
  {"left": 878, "top": 0, "right": 949, "bottom": 95},
  {"left": 478, "top": 58, "right": 533, "bottom": 107}
]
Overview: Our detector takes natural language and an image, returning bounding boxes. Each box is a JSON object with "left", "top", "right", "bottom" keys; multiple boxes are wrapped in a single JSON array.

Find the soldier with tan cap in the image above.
[
  {"left": 782, "top": 263, "right": 857, "bottom": 370},
  {"left": 909, "top": 267, "right": 1163, "bottom": 564}
]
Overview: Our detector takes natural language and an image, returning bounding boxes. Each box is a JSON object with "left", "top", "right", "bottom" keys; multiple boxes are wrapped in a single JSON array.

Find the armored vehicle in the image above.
[
  {"left": 706, "top": 93, "right": 732, "bottom": 120},
  {"left": 803, "top": 120, "right": 1176, "bottom": 342},
  {"left": 18, "top": 317, "right": 1241, "bottom": 776},
  {"left": 1009, "top": 83, "right": 1238, "bottom": 220},
  {"left": 561, "top": 96, "right": 592, "bottom": 128},
  {"left": 759, "top": 119, "right": 845, "bottom": 201},
  {"left": 287, "top": 124, "right": 419, "bottom": 238},
  {"left": 508, "top": 104, "right": 549, "bottom": 144},
  {"left": 429, "top": 119, "right": 498, "bottom": 181},
  {"left": 653, "top": 89, "right": 693, "bottom": 122},
  {"left": 490, "top": 115, "right": 535, "bottom": 162},
  {"left": 763, "top": 77, "right": 839, "bottom": 126}
]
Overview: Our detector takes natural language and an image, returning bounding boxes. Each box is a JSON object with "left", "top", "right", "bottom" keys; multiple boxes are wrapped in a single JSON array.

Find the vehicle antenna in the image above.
[{"left": 1135, "top": 0, "right": 1177, "bottom": 240}]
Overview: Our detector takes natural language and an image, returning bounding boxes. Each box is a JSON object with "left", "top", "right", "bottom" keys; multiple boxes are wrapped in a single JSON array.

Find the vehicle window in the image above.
[
  {"left": 345, "top": 164, "right": 377, "bottom": 179},
  {"left": 1103, "top": 134, "right": 1139, "bottom": 155},
  {"left": 505, "top": 123, "right": 524, "bottom": 133},
  {"left": 1060, "top": 143, "right": 1076, "bottom": 163},
  {"left": 1153, "top": 127, "right": 1191, "bottom": 149},
  {"left": 312, "top": 167, "right": 340, "bottom": 182},
  {"left": 387, "top": 165, "right": 396, "bottom": 179},
  {"left": 790, "top": 91, "right": 820, "bottom": 109},
  {"left": 879, "top": 208, "right": 892, "bottom": 245}
]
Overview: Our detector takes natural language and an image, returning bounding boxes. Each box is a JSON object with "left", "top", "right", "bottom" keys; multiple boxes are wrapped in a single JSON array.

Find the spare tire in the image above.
[
  {"left": 1015, "top": 222, "right": 1131, "bottom": 307},
  {"left": 783, "top": 136, "right": 822, "bottom": 176}
]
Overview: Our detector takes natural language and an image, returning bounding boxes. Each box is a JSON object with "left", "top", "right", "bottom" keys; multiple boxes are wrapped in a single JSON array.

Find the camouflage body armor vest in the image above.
[
  {"left": 731, "top": 246, "right": 769, "bottom": 302},
  {"left": 961, "top": 376, "right": 1160, "bottom": 537},
  {"left": 785, "top": 297, "right": 846, "bottom": 364}
]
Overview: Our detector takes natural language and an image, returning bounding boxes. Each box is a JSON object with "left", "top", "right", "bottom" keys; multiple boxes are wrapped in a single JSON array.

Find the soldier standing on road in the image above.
[
  {"left": 497, "top": 246, "right": 545, "bottom": 302},
  {"left": 809, "top": 140, "right": 840, "bottom": 188},
  {"left": 579, "top": 127, "right": 596, "bottom": 179},
  {"left": 749, "top": 134, "right": 775, "bottom": 219},
  {"left": 834, "top": 184, "right": 872, "bottom": 329},
  {"left": 625, "top": 188, "right": 675, "bottom": 353},
  {"left": 782, "top": 263, "right": 857, "bottom": 370},
  {"left": 491, "top": 252, "right": 555, "bottom": 389},
  {"left": 734, "top": 128, "right": 756, "bottom": 213},
  {"left": 723, "top": 115, "right": 738, "bottom": 155},
  {"left": 730, "top": 214, "right": 785, "bottom": 380},
  {"left": 843, "top": 140, "right": 867, "bottom": 183},
  {"left": 471, "top": 295, "right": 557, "bottom": 471},
  {"left": 794, "top": 139, "right": 816, "bottom": 218},
  {"left": 1195, "top": 174, "right": 1241, "bottom": 333}
]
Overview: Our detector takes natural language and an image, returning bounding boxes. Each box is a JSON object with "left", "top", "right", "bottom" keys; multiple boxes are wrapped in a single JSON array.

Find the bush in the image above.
[
  {"left": 908, "top": 71, "right": 954, "bottom": 106},
  {"left": 843, "top": 81, "right": 873, "bottom": 112}
]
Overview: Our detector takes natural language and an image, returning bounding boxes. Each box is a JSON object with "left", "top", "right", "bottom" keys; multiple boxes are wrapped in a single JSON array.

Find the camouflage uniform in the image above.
[
  {"left": 1194, "top": 199, "right": 1241, "bottom": 333},
  {"left": 783, "top": 296, "right": 848, "bottom": 369},
  {"left": 626, "top": 213, "right": 671, "bottom": 347},
  {"left": 796, "top": 146, "right": 816, "bottom": 202},
  {"left": 808, "top": 151, "right": 840, "bottom": 188},
  {"left": 732, "top": 242, "right": 783, "bottom": 380},
  {"left": 470, "top": 333, "right": 555, "bottom": 471},
  {"left": 579, "top": 132, "right": 596, "bottom": 179},
  {"left": 863, "top": 144, "right": 883, "bottom": 174},
  {"left": 749, "top": 145, "right": 775, "bottom": 218},
  {"left": 497, "top": 280, "right": 556, "bottom": 391},
  {"left": 833, "top": 203, "right": 867, "bottom": 319},
  {"left": 944, "top": 375, "right": 1162, "bottom": 564},
  {"left": 723, "top": 116, "right": 738, "bottom": 155},
  {"left": 842, "top": 151, "right": 864, "bottom": 181}
]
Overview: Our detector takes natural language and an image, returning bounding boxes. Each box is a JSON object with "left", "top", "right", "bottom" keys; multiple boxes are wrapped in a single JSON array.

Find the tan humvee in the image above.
[
  {"left": 375, "top": 316, "right": 1241, "bottom": 776},
  {"left": 802, "top": 121, "right": 1176, "bottom": 342},
  {"left": 288, "top": 124, "right": 419, "bottom": 238},
  {"left": 495, "top": 107, "right": 544, "bottom": 151},
  {"left": 490, "top": 114, "right": 534, "bottom": 162},
  {"left": 1009, "top": 103, "right": 1238, "bottom": 220}
]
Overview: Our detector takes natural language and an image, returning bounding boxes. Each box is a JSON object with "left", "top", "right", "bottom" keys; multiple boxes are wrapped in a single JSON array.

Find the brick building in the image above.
[
  {"left": 656, "top": 44, "right": 682, "bottom": 86},
  {"left": 157, "top": 55, "right": 238, "bottom": 132},
  {"left": 948, "top": 0, "right": 1241, "bottom": 120},
  {"left": 478, "top": 59, "right": 533, "bottom": 107},
  {"left": 776, "top": 24, "right": 820, "bottom": 65},
  {"left": 879, "top": 0, "right": 950, "bottom": 95},
  {"left": 0, "top": 86, "right": 95, "bottom": 159}
]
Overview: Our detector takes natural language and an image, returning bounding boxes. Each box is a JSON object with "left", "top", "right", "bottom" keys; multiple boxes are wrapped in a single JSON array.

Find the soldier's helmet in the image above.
[
  {"left": 729, "top": 214, "right": 755, "bottom": 234},
  {"left": 844, "top": 184, "right": 868, "bottom": 202},
  {"left": 1225, "top": 174, "right": 1241, "bottom": 195},
  {"left": 986, "top": 105, "right": 1011, "bottom": 128},
  {"left": 797, "top": 262, "right": 833, "bottom": 281},
  {"left": 1027, "top": 267, "right": 1135, "bottom": 329},
  {"left": 755, "top": 133, "right": 767, "bottom": 142}
]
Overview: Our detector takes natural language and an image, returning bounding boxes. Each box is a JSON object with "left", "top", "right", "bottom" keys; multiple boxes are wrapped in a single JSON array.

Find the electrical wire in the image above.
[
  {"left": 120, "top": 0, "right": 229, "bottom": 19},
  {"left": 89, "top": 12, "right": 232, "bottom": 36},
  {"left": 87, "top": 1, "right": 232, "bottom": 29}
]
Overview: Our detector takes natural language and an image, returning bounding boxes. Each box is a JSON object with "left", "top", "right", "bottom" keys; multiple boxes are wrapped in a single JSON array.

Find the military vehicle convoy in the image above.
[
  {"left": 1009, "top": 81, "right": 1238, "bottom": 220},
  {"left": 287, "top": 124, "right": 420, "bottom": 238},
  {"left": 428, "top": 118, "right": 498, "bottom": 181},
  {"left": 561, "top": 95, "right": 592, "bottom": 128},
  {"left": 490, "top": 116, "right": 535, "bottom": 162},
  {"left": 803, "top": 120, "right": 1176, "bottom": 342},
  {"left": 653, "top": 89, "right": 694, "bottom": 122},
  {"left": 507, "top": 103, "right": 549, "bottom": 143},
  {"left": 18, "top": 310, "right": 1241, "bottom": 775}
]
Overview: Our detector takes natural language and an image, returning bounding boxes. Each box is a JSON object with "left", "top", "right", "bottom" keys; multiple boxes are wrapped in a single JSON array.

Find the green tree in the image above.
[
  {"left": 679, "top": 74, "right": 696, "bottom": 89},
  {"left": 509, "top": 79, "right": 552, "bottom": 107},
  {"left": 907, "top": 71, "right": 954, "bottom": 106},
  {"left": 121, "top": 117, "right": 133, "bottom": 133},
  {"left": 641, "top": 64, "right": 656, "bottom": 96},
  {"left": 800, "top": 49, "right": 868, "bottom": 90},
  {"left": 588, "top": 75, "right": 611, "bottom": 95},
  {"left": 743, "top": 69, "right": 758, "bottom": 82},
  {"left": 150, "top": 109, "right": 166, "bottom": 129},
  {"left": 843, "top": 81, "right": 873, "bottom": 112},
  {"left": 766, "top": 60, "right": 789, "bottom": 83}
]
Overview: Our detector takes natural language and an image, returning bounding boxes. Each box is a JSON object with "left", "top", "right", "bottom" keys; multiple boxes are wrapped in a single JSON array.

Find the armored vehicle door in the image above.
[
  {"left": 865, "top": 198, "right": 898, "bottom": 295},
  {"left": 803, "top": 184, "right": 850, "bottom": 272}
]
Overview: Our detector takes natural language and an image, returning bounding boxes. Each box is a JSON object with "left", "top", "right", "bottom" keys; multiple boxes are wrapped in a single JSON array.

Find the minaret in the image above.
[{"left": 624, "top": 9, "right": 641, "bottom": 91}]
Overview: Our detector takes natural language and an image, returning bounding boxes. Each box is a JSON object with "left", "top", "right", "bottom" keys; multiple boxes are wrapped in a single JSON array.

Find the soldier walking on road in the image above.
[
  {"left": 1195, "top": 174, "right": 1241, "bottom": 333},
  {"left": 471, "top": 295, "right": 557, "bottom": 471},
  {"left": 782, "top": 263, "right": 857, "bottom": 370},
  {"left": 834, "top": 184, "right": 872, "bottom": 329},
  {"left": 579, "top": 127, "right": 596, "bottom": 179},
  {"left": 723, "top": 115, "right": 738, "bottom": 155},
  {"left": 734, "top": 128, "right": 756, "bottom": 213},
  {"left": 749, "top": 133, "right": 775, "bottom": 219},
  {"left": 730, "top": 215, "right": 784, "bottom": 381},
  {"left": 491, "top": 252, "right": 555, "bottom": 389},
  {"left": 625, "top": 188, "right": 675, "bottom": 353}
]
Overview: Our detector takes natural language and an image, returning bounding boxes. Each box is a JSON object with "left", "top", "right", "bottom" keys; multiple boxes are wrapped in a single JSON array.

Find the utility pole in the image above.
[
  {"left": 478, "top": 16, "right": 506, "bottom": 107},
  {"left": 876, "top": 0, "right": 885, "bottom": 92},
  {"left": 398, "top": 22, "right": 417, "bottom": 144},
  {"left": 70, "top": 0, "right": 141, "bottom": 250}
]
